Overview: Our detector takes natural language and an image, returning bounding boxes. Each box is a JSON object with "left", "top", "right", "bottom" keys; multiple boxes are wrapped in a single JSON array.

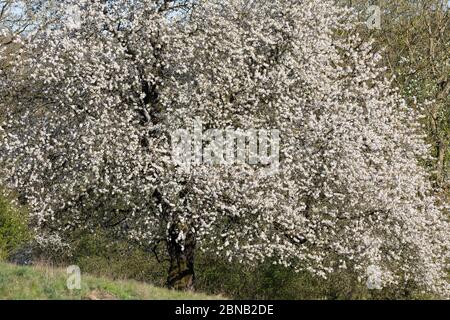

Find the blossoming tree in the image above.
[{"left": 0, "top": 0, "right": 448, "bottom": 293}]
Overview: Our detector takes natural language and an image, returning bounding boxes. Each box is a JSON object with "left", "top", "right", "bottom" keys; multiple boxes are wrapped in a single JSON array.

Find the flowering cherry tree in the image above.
[{"left": 0, "top": 0, "right": 448, "bottom": 293}]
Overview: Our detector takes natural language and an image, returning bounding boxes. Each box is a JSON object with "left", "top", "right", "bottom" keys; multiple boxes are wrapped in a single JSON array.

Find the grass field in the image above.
[{"left": 0, "top": 262, "right": 223, "bottom": 300}]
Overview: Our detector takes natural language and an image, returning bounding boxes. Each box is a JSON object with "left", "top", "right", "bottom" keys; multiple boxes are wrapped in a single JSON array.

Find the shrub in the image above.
[{"left": 0, "top": 194, "right": 30, "bottom": 261}]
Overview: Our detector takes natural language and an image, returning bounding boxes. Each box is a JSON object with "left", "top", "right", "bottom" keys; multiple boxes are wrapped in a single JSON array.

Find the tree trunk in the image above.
[{"left": 166, "top": 223, "right": 196, "bottom": 291}]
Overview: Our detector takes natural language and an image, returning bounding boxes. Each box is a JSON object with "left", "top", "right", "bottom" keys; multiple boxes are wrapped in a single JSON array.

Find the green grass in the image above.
[{"left": 0, "top": 262, "right": 223, "bottom": 300}]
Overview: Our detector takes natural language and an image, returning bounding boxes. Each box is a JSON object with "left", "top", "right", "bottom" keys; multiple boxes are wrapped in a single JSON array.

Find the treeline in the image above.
[{"left": 345, "top": 0, "right": 449, "bottom": 188}]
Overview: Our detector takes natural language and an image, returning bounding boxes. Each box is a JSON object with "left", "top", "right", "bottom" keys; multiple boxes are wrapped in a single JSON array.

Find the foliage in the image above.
[
  {"left": 63, "top": 236, "right": 440, "bottom": 299},
  {"left": 0, "top": 193, "right": 29, "bottom": 260},
  {"left": 70, "top": 232, "right": 168, "bottom": 287}
]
